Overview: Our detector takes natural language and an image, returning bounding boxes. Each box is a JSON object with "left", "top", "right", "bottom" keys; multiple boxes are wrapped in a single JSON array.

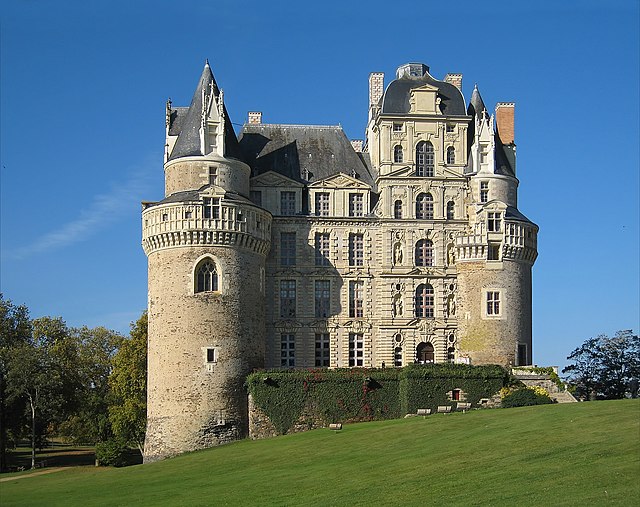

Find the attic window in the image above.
[
  {"left": 393, "top": 123, "right": 403, "bottom": 132},
  {"left": 446, "top": 124, "right": 455, "bottom": 133}
]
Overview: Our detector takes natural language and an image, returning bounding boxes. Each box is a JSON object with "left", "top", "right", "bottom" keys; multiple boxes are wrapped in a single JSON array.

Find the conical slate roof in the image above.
[{"left": 168, "top": 61, "right": 242, "bottom": 161}]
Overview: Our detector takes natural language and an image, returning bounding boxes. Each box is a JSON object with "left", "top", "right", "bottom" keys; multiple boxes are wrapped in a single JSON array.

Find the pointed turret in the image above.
[{"left": 166, "top": 61, "right": 241, "bottom": 162}]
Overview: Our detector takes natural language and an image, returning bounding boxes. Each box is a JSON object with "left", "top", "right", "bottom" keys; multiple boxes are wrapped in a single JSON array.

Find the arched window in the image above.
[
  {"left": 394, "top": 200, "right": 403, "bottom": 219},
  {"left": 415, "top": 284, "right": 434, "bottom": 318},
  {"left": 416, "top": 141, "right": 434, "bottom": 177},
  {"left": 415, "top": 193, "right": 434, "bottom": 219},
  {"left": 415, "top": 239, "right": 434, "bottom": 266},
  {"left": 195, "top": 259, "right": 219, "bottom": 293},
  {"left": 446, "top": 201, "right": 455, "bottom": 220},
  {"left": 416, "top": 342, "right": 435, "bottom": 363},
  {"left": 446, "top": 146, "right": 455, "bottom": 165},
  {"left": 394, "top": 145, "right": 403, "bottom": 163},
  {"left": 394, "top": 346, "right": 403, "bottom": 367}
]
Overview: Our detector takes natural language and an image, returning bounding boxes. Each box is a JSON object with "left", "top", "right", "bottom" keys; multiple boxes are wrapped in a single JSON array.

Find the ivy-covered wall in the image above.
[{"left": 246, "top": 364, "right": 507, "bottom": 437}]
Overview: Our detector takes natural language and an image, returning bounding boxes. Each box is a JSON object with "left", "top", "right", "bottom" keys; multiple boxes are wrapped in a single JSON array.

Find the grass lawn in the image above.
[{"left": 2, "top": 399, "right": 638, "bottom": 506}]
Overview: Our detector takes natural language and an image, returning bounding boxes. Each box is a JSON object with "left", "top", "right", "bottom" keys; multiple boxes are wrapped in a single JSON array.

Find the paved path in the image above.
[{"left": 0, "top": 467, "right": 66, "bottom": 482}]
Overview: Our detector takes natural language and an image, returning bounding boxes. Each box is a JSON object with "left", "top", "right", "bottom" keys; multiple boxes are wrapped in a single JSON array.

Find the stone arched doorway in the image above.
[{"left": 416, "top": 342, "right": 435, "bottom": 364}]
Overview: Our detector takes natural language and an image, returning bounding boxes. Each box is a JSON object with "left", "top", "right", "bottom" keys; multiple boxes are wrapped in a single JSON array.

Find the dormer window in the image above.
[
  {"left": 203, "top": 197, "right": 220, "bottom": 219},
  {"left": 315, "top": 192, "right": 330, "bottom": 216},
  {"left": 349, "top": 193, "right": 364, "bottom": 217},
  {"left": 487, "top": 212, "right": 502, "bottom": 232},
  {"left": 280, "top": 191, "right": 296, "bottom": 216}
]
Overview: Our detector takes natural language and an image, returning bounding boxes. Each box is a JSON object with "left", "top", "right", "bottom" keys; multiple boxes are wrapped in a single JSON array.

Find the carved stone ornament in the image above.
[
  {"left": 344, "top": 320, "right": 372, "bottom": 333},
  {"left": 417, "top": 319, "right": 435, "bottom": 334},
  {"left": 275, "top": 320, "right": 302, "bottom": 332}
]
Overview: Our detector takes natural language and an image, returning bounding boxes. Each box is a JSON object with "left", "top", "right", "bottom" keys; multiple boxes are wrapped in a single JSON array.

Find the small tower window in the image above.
[
  {"left": 209, "top": 167, "right": 218, "bottom": 185},
  {"left": 394, "top": 145, "right": 404, "bottom": 163},
  {"left": 480, "top": 182, "right": 489, "bottom": 203},
  {"left": 203, "top": 197, "right": 220, "bottom": 219},
  {"left": 195, "top": 259, "right": 219, "bottom": 293},
  {"left": 487, "top": 212, "right": 502, "bottom": 232},
  {"left": 486, "top": 291, "right": 501, "bottom": 316},
  {"left": 446, "top": 146, "right": 455, "bottom": 165}
]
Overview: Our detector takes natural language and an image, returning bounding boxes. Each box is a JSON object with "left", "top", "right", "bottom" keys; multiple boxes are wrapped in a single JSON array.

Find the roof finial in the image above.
[{"left": 205, "top": 58, "right": 210, "bottom": 67}]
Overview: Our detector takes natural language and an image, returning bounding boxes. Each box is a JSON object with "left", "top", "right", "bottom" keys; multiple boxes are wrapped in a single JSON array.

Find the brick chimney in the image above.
[
  {"left": 248, "top": 111, "right": 262, "bottom": 124},
  {"left": 369, "top": 72, "right": 384, "bottom": 107},
  {"left": 351, "top": 139, "right": 363, "bottom": 153},
  {"left": 495, "top": 103, "right": 515, "bottom": 144},
  {"left": 444, "top": 73, "right": 463, "bottom": 91}
]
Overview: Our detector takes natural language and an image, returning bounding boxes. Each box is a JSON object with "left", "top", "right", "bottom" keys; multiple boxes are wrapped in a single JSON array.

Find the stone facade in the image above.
[{"left": 142, "top": 60, "right": 538, "bottom": 461}]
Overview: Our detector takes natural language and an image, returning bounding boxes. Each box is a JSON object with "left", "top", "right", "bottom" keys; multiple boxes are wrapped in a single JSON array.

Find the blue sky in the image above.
[{"left": 1, "top": 0, "right": 638, "bottom": 370}]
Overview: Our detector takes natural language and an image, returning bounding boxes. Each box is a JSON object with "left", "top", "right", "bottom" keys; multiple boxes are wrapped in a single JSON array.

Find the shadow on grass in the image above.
[{"left": 5, "top": 443, "right": 142, "bottom": 472}]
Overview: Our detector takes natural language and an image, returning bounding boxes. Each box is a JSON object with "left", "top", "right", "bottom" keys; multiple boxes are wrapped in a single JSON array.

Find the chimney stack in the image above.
[
  {"left": 495, "top": 103, "right": 515, "bottom": 144},
  {"left": 444, "top": 73, "right": 463, "bottom": 91},
  {"left": 248, "top": 111, "right": 262, "bottom": 124},
  {"left": 369, "top": 72, "right": 384, "bottom": 108}
]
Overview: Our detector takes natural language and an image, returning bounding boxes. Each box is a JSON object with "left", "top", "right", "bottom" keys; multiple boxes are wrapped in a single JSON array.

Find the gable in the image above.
[
  {"left": 250, "top": 170, "right": 304, "bottom": 188},
  {"left": 308, "top": 172, "right": 372, "bottom": 190}
]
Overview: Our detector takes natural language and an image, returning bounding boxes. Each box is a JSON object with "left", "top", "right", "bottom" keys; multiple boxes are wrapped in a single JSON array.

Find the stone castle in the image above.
[{"left": 141, "top": 61, "right": 538, "bottom": 462}]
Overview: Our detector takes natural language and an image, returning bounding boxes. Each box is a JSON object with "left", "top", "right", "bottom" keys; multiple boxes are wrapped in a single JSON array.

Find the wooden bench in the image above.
[
  {"left": 416, "top": 408, "right": 431, "bottom": 417},
  {"left": 437, "top": 405, "right": 452, "bottom": 414},
  {"left": 456, "top": 402, "right": 472, "bottom": 412},
  {"left": 329, "top": 423, "right": 342, "bottom": 431}
]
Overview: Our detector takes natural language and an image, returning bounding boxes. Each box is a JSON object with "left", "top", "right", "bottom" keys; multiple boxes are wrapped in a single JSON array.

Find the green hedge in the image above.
[{"left": 247, "top": 364, "right": 507, "bottom": 434}]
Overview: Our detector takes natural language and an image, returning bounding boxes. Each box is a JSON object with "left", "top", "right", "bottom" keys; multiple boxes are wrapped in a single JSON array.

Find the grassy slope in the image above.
[{"left": 2, "top": 400, "right": 639, "bottom": 506}]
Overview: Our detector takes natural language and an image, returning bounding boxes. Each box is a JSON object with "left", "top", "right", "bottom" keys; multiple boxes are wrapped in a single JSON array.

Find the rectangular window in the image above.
[
  {"left": 480, "top": 181, "right": 489, "bottom": 203},
  {"left": 315, "top": 192, "right": 330, "bottom": 216},
  {"left": 280, "top": 280, "right": 296, "bottom": 318},
  {"left": 349, "top": 233, "right": 364, "bottom": 266},
  {"left": 203, "top": 197, "right": 220, "bottom": 219},
  {"left": 315, "top": 232, "right": 331, "bottom": 266},
  {"left": 281, "top": 333, "right": 295, "bottom": 367},
  {"left": 488, "top": 243, "right": 500, "bottom": 261},
  {"left": 480, "top": 144, "right": 488, "bottom": 163},
  {"left": 315, "top": 333, "right": 330, "bottom": 367},
  {"left": 206, "top": 348, "right": 216, "bottom": 363},
  {"left": 487, "top": 291, "right": 501, "bottom": 316},
  {"left": 209, "top": 167, "right": 217, "bottom": 185},
  {"left": 315, "top": 280, "right": 330, "bottom": 318},
  {"left": 348, "top": 333, "right": 364, "bottom": 367},
  {"left": 280, "top": 191, "right": 296, "bottom": 216},
  {"left": 349, "top": 280, "right": 364, "bottom": 318},
  {"left": 349, "top": 193, "right": 364, "bottom": 217},
  {"left": 280, "top": 232, "right": 296, "bottom": 266},
  {"left": 446, "top": 123, "right": 455, "bottom": 133},
  {"left": 487, "top": 212, "right": 502, "bottom": 232},
  {"left": 393, "top": 123, "right": 403, "bottom": 132},
  {"left": 250, "top": 190, "right": 262, "bottom": 207}
]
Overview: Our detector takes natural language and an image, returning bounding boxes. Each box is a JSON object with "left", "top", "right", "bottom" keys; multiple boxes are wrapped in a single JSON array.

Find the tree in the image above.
[
  {"left": 0, "top": 294, "right": 32, "bottom": 471},
  {"left": 108, "top": 311, "right": 147, "bottom": 452},
  {"left": 563, "top": 330, "right": 640, "bottom": 400}
]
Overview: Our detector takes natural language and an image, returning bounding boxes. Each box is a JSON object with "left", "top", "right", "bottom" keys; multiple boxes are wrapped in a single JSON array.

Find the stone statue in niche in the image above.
[
  {"left": 447, "top": 294, "right": 456, "bottom": 318},
  {"left": 393, "top": 242, "right": 403, "bottom": 265},
  {"left": 447, "top": 242, "right": 456, "bottom": 266},
  {"left": 392, "top": 293, "right": 404, "bottom": 318}
]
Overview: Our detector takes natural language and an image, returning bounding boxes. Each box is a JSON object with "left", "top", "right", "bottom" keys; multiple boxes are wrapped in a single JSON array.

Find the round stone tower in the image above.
[{"left": 142, "top": 62, "right": 271, "bottom": 462}]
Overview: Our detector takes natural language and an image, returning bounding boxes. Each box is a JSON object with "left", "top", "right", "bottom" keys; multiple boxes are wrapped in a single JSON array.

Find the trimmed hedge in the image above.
[
  {"left": 247, "top": 364, "right": 508, "bottom": 434},
  {"left": 502, "top": 388, "right": 554, "bottom": 408}
]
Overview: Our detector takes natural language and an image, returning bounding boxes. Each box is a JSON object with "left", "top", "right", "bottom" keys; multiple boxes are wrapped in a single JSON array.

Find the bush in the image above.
[
  {"left": 502, "top": 388, "right": 553, "bottom": 408},
  {"left": 95, "top": 438, "right": 129, "bottom": 467}
]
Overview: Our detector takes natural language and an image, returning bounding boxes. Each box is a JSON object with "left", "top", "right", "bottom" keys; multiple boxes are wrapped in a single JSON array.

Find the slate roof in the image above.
[
  {"left": 380, "top": 63, "right": 467, "bottom": 116},
  {"left": 238, "top": 124, "right": 375, "bottom": 188},
  {"left": 505, "top": 206, "right": 536, "bottom": 225},
  {"left": 167, "top": 62, "right": 242, "bottom": 161}
]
